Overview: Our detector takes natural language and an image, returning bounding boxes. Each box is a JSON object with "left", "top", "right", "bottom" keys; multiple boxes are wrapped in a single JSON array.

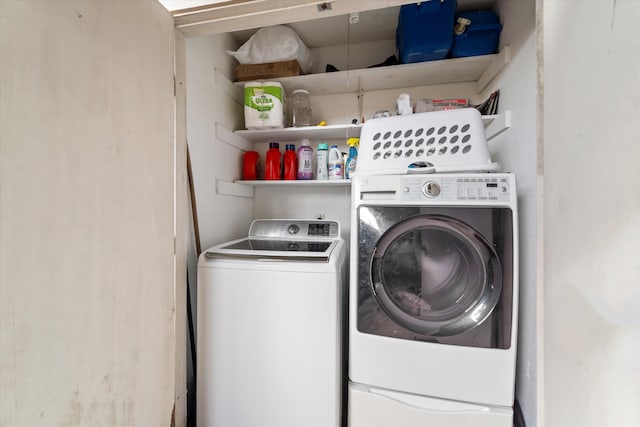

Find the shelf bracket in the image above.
[
  {"left": 214, "top": 67, "right": 243, "bottom": 104},
  {"left": 215, "top": 179, "right": 254, "bottom": 198},
  {"left": 477, "top": 46, "right": 510, "bottom": 93},
  {"left": 486, "top": 110, "right": 512, "bottom": 141},
  {"left": 215, "top": 122, "right": 252, "bottom": 151}
]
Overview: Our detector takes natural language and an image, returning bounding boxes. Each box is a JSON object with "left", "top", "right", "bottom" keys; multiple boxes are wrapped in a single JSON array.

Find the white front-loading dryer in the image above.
[
  {"left": 348, "top": 173, "right": 518, "bottom": 427},
  {"left": 197, "top": 219, "right": 347, "bottom": 427}
]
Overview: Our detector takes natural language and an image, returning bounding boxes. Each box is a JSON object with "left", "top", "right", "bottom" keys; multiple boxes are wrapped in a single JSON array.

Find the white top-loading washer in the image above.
[{"left": 197, "top": 219, "right": 347, "bottom": 427}]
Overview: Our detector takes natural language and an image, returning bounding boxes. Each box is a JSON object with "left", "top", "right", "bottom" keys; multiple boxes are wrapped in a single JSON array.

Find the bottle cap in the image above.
[
  {"left": 331, "top": 145, "right": 338, "bottom": 148},
  {"left": 292, "top": 89, "right": 310, "bottom": 95},
  {"left": 269, "top": 142, "right": 280, "bottom": 149},
  {"left": 286, "top": 144, "right": 295, "bottom": 151},
  {"left": 348, "top": 137, "right": 360, "bottom": 147},
  {"left": 301, "top": 139, "right": 310, "bottom": 146},
  {"left": 318, "top": 143, "right": 329, "bottom": 150}
]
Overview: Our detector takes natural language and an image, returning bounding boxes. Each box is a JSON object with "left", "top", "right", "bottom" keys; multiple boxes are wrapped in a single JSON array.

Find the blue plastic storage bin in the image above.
[
  {"left": 396, "top": 0, "right": 457, "bottom": 64},
  {"left": 451, "top": 10, "right": 502, "bottom": 58}
]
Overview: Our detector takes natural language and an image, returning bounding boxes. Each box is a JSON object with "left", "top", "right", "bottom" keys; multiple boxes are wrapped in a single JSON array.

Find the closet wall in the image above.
[
  {"left": 185, "top": 1, "right": 539, "bottom": 425},
  {"left": 543, "top": 1, "right": 640, "bottom": 425}
]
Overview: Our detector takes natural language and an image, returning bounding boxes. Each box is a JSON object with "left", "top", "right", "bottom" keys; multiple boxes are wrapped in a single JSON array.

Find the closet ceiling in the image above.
[{"left": 160, "top": 0, "right": 495, "bottom": 45}]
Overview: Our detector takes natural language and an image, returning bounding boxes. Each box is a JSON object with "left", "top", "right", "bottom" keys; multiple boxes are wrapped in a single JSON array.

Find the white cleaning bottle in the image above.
[
  {"left": 328, "top": 145, "right": 344, "bottom": 180},
  {"left": 345, "top": 137, "right": 359, "bottom": 179}
]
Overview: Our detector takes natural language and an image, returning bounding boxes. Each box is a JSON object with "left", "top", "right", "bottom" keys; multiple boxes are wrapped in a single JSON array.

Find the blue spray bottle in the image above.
[{"left": 345, "top": 138, "right": 359, "bottom": 179}]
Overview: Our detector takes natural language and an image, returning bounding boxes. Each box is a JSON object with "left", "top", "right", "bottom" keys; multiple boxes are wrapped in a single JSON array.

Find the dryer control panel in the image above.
[{"left": 401, "top": 175, "right": 512, "bottom": 202}]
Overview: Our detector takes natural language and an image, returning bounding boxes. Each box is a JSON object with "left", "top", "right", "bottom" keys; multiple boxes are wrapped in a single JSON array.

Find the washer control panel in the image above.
[
  {"left": 249, "top": 220, "right": 340, "bottom": 239},
  {"left": 401, "top": 176, "right": 511, "bottom": 202}
]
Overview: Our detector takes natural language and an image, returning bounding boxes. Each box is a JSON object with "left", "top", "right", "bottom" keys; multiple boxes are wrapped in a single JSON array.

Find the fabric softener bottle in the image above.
[
  {"left": 316, "top": 143, "right": 329, "bottom": 180},
  {"left": 297, "top": 139, "right": 313, "bottom": 180}
]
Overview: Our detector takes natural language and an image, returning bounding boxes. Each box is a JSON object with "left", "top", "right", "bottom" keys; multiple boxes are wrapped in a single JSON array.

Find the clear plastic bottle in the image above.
[
  {"left": 283, "top": 144, "right": 297, "bottom": 180},
  {"left": 328, "top": 145, "right": 344, "bottom": 180},
  {"left": 265, "top": 142, "right": 281, "bottom": 180},
  {"left": 291, "top": 89, "right": 311, "bottom": 127},
  {"left": 297, "top": 139, "right": 313, "bottom": 180},
  {"left": 316, "top": 143, "right": 329, "bottom": 180}
]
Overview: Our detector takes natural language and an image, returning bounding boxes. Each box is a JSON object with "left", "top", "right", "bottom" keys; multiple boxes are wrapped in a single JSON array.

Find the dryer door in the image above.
[{"left": 360, "top": 209, "right": 503, "bottom": 338}]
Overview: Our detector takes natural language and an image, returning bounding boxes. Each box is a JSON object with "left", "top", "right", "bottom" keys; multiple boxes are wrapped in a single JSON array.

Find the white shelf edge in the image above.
[
  {"left": 235, "top": 115, "right": 500, "bottom": 142},
  {"left": 486, "top": 110, "right": 512, "bottom": 141},
  {"left": 477, "top": 46, "right": 511, "bottom": 93},
  {"left": 482, "top": 114, "right": 498, "bottom": 126},
  {"left": 235, "top": 124, "right": 362, "bottom": 142},
  {"left": 216, "top": 122, "right": 252, "bottom": 151},
  {"left": 235, "top": 179, "right": 352, "bottom": 187},
  {"left": 214, "top": 67, "right": 243, "bottom": 104},
  {"left": 232, "top": 50, "right": 505, "bottom": 96},
  {"left": 216, "top": 179, "right": 254, "bottom": 198}
]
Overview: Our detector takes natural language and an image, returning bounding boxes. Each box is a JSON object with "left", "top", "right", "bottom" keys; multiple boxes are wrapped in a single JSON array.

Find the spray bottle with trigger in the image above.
[{"left": 345, "top": 137, "right": 359, "bottom": 179}]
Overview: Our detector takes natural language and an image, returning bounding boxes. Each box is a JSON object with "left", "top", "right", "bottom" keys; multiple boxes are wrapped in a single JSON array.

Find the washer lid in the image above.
[
  {"left": 204, "top": 219, "right": 342, "bottom": 262},
  {"left": 369, "top": 214, "right": 502, "bottom": 336},
  {"left": 204, "top": 237, "right": 339, "bottom": 262}
]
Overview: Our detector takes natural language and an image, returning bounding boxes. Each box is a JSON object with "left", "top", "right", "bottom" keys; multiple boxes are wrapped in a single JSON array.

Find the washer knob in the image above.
[
  {"left": 423, "top": 181, "right": 441, "bottom": 197},
  {"left": 287, "top": 224, "right": 299, "bottom": 234}
]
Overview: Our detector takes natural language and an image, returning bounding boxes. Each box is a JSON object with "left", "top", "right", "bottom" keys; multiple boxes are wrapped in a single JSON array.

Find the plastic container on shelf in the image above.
[
  {"left": 396, "top": 0, "right": 457, "bottom": 63},
  {"left": 283, "top": 144, "right": 297, "bottom": 180},
  {"left": 297, "top": 139, "right": 313, "bottom": 180},
  {"left": 328, "top": 145, "right": 344, "bottom": 180},
  {"left": 243, "top": 150, "right": 260, "bottom": 180},
  {"left": 345, "top": 138, "right": 359, "bottom": 179},
  {"left": 451, "top": 10, "right": 502, "bottom": 58},
  {"left": 265, "top": 142, "right": 282, "bottom": 180},
  {"left": 291, "top": 89, "right": 311, "bottom": 127},
  {"left": 316, "top": 143, "right": 329, "bottom": 180}
]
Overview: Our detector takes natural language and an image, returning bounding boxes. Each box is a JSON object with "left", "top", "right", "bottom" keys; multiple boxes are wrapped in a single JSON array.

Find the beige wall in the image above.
[
  {"left": 543, "top": 0, "right": 640, "bottom": 425},
  {"left": 0, "top": 1, "right": 180, "bottom": 426}
]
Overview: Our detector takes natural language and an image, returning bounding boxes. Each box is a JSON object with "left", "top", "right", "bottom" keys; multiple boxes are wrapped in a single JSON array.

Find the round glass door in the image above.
[{"left": 370, "top": 214, "right": 502, "bottom": 336}]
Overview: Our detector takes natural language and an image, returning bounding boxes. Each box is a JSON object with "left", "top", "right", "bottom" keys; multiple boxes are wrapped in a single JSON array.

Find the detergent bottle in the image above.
[
  {"left": 345, "top": 138, "right": 359, "bottom": 179},
  {"left": 283, "top": 144, "right": 297, "bottom": 180},
  {"left": 265, "top": 142, "right": 282, "bottom": 180},
  {"left": 316, "top": 143, "right": 329, "bottom": 180},
  {"left": 328, "top": 145, "right": 344, "bottom": 180},
  {"left": 297, "top": 139, "right": 313, "bottom": 180}
]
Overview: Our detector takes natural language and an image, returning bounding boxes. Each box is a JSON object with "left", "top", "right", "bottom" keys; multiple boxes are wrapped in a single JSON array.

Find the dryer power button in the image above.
[{"left": 423, "top": 181, "right": 441, "bottom": 198}]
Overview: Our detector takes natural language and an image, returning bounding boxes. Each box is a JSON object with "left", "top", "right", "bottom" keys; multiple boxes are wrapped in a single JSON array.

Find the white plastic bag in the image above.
[{"left": 227, "top": 25, "right": 313, "bottom": 74}]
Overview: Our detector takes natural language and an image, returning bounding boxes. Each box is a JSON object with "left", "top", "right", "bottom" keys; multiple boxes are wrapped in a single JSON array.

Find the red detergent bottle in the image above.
[
  {"left": 265, "top": 142, "right": 282, "bottom": 180},
  {"left": 283, "top": 144, "right": 297, "bottom": 180}
]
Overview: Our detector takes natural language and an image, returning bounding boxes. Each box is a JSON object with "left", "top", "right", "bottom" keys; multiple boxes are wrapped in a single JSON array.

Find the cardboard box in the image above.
[{"left": 234, "top": 60, "right": 303, "bottom": 82}]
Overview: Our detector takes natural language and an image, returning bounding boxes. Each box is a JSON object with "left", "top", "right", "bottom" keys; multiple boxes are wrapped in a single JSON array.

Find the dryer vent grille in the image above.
[{"left": 357, "top": 109, "right": 499, "bottom": 175}]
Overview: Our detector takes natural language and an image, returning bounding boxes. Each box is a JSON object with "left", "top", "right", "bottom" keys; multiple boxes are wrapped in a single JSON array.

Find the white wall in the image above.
[
  {"left": 543, "top": 1, "right": 640, "bottom": 425},
  {"left": 0, "top": 1, "right": 180, "bottom": 425},
  {"left": 186, "top": 34, "right": 253, "bottom": 251},
  {"left": 490, "top": 1, "right": 539, "bottom": 425}
]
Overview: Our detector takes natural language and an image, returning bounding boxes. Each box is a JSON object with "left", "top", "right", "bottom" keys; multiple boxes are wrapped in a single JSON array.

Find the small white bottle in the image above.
[
  {"left": 328, "top": 145, "right": 344, "bottom": 180},
  {"left": 316, "top": 143, "right": 329, "bottom": 180}
]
